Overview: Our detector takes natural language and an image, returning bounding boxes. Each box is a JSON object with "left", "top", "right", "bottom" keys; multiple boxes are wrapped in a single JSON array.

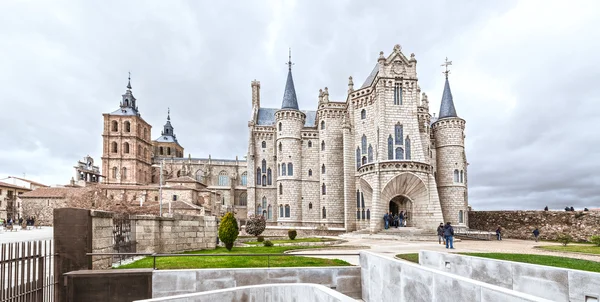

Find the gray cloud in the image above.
[{"left": 1, "top": 0, "right": 598, "bottom": 210}]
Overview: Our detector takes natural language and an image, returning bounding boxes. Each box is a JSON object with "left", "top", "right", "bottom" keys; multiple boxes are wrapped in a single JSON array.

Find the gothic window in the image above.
[
  {"left": 285, "top": 204, "right": 290, "bottom": 217},
  {"left": 322, "top": 207, "right": 326, "bottom": 219},
  {"left": 262, "top": 197, "right": 267, "bottom": 210},
  {"left": 321, "top": 120, "right": 325, "bottom": 130},
  {"left": 262, "top": 159, "right": 266, "bottom": 173},
  {"left": 361, "top": 192, "right": 365, "bottom": 208},
  {"left": 309, "top": 202, "right": 313, "bottom": 209},
  {"left": 321, "top": 164, "right": 326, "bottom": 174},
  {"left": 394, "top": 83, "right": 402, "bottom": 105},
  {"left": 459, "top": 210, "right": 464, "bottom": 224},
  {"left": 124, "top": 121, "right": 131, "bottom": 132},
  {"left": 238, "top": 193, "right": 247, "bottom": 206},
  {"left": 454, "top": 169, "right": 459, "bottom": 182},
  {"left": 257, "top": 205, "right": 262, "bottom": 216},
  {"left": 279, "top": 183, "right": 283, "bottom": 195},
  {"left": 388, "top": 135, "right": 393, "bottom": 160},
  {"left": 241, "top": 172, "right": 247, "bottom": 186},
  {"left": 321, "top": 141, "right": 325, "bottom": 151},
  {"left": 362, "top": 209, "right": 366, "bottom": 219},
  {"left": 124, "top": 142, "right": 130, "bottom": 153},
  {"left": 308, "top": 141, "right": 312, "bottom": 148},
  {"left": 218, "top": 171, "right": 229, "bottom": 186},
  {"left": 395, "top": 147, "right": 404, "bottom": 160},
  {"left": 287, "top": 163, "right": 293, "bottom": 176},
  {"left": 361, "top": 135, "right": 367, "bottom": 154},
  {"left": 261, "top": 175, "right": 266, "bottom": 186},
  {"left": 356, "top": 190, "right": 360, "bottom": 208},
  {"left": 362, "top": 156, "right": 367, "bottom": 165},
  {"left": 111, "top": 121, "right": 118, "bottom": 132},
  {"left": 261, "top": 141, "right": 266, "bottom": 148},
  {"left": 361, "top": 109, "right": 366, "bottom": 119},
  {"left": 405, "top": 137, "right": 411, "bottom": 160},
  {"left": 356, "top": 210, "right": 360, "bottom": 219},
  {"left": 267, "top": 168, "right": 272, "bottom": 185},
  {"left": 112, "top": 167, "right": 117, "bottom": 179},
  {"left": 282, "top": 164, "right": 286, "bottom": 176},
  {"left": 159, "top": 147, "right": 163, "bottom": 155},
  {"left": 367, "top": 209, "right": 371, "bottom": 220},
  {"left": 278, "top": 122, "right": 282, "bottom": 131},
  {"left": 395, "top": 123, "right": 403, "bottom": 144},
  {"left": 122, "top": 167, "right": 127, "bottom": 180},
  {"left": 111, "top": 142, "right": 118, "bottom": 153},
  {"left": 368, "top": 144, "right": 373, "bottom": 162},
  {"left": 279, "top": 142, "right": 282, "bottom": 152},
  {"left": 279, "top": 205, "right": 284, "bottom": 217},
  {"left": 267, "top": 205, "right": 272, "bottom": 219},
  {"left": 356, "top": 147, "right": 361, "bottom": 169},
  {"left": 308, "top": 169, "right": 312, "bottom": 177},
  {"left": 256, "top": 168, "right": 262, "bottom": 185},
  {"left": 460, "top": 170, "right": 464, "bottom": 183},
  {"left": 322, "top": 183, "right": 326, "bottom": 195}
]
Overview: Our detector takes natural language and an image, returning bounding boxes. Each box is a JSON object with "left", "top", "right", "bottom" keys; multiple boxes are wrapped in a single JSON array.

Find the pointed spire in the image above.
[
  {"left": 127, "top": 71, "right": 132, "bottom": 89},
  {"left": 438, "top": 76, "right": 458, "bottom": 119},
  {"left": 281, "top": 48, "right": 299, "bottom": 110},
  {"left": 167, "top": 107, "right": 171, "bottom": 121}
]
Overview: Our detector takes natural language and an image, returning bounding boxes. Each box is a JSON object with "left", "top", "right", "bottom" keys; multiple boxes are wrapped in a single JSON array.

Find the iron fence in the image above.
[
  {"left": 112, "top": 214, "right": 136, "bottom": 265},
  {"left": 0, "top": 240, "right": 55, "bottom": 302}
]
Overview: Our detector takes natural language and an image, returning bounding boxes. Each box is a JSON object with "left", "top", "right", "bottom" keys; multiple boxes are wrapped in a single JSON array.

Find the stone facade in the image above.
[
  {"left": 469, "top": 210, "right": 600, "bottom": 242},
  {"left": 0, "top": 181, "right": 32, "bottom": 220}
]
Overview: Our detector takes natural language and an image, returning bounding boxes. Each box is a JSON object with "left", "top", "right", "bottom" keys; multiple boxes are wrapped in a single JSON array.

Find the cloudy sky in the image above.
[{"left": 1, "top": 0, "right": 599, "bottom": 210}]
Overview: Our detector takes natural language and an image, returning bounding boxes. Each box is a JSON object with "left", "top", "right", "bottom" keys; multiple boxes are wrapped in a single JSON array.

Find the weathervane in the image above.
[
  {"left": 441, "top": 57, "right": 452, "bottom": 78},
  {"left": 285, "top": 48, "right": 294, "bottom": 71}
]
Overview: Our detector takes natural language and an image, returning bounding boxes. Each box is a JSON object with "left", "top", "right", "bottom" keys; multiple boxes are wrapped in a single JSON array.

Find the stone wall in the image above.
[
  {"left": 90, "top": 210, "right": 115, "bottom": 269},
  {"left": 469, "top": 210, "right": 600, "bottom": 242}
]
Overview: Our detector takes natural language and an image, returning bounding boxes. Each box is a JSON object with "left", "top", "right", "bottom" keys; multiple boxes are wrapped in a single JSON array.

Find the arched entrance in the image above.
[
  {"left": 380, "top": 173, "right": 430, "bottom": 230},
  {"left": 389, "top": 195, "right": 413, "bottom": 226}
]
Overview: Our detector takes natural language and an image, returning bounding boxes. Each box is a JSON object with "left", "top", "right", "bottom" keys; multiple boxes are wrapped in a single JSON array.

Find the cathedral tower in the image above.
[
  {"left": 152, "top": 108, "right": 184, "bottom": 158},
  {"left": 101, "top": 75, "right": 153, "bottom": 185},
  {"left": 432, "top": 62, "right": 468, "bottom": 226}
]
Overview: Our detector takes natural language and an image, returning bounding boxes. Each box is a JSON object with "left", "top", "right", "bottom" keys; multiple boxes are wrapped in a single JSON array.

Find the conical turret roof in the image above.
[
  {"left": 281, "top": 69, "right": 299, "bottom": 110},
  {"left": 438, "top": 77, "right": 458, "bottom": 119}
]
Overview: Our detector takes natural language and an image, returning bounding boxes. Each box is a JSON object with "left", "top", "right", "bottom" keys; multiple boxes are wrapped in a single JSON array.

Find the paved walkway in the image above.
[{"left": 0, "top": 227, "right": 53, "bottom": 244}]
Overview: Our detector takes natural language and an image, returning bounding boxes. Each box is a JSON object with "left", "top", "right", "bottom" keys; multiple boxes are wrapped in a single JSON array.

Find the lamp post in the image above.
[{"left": 152, "top": 160, "right": 165, "bottom": 217}]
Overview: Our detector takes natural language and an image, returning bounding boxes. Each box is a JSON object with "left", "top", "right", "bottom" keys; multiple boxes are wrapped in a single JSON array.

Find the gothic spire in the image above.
[
  {"left": 281, "top": 48, "right": 299, "bottom": 110},
  {"left": 127, "top": 71, "right": 132, "bottom": 90},
  {"left": 438, "top": 58, "right": 458, "bottom": 118}
]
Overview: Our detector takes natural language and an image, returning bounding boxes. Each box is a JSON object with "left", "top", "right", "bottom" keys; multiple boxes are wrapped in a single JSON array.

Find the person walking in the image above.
[
  {"left": 399, "top": 211, "right": 405, "bottom": 228},
  {"left": 533, "top": 228, "right": 540, "bottom": 242},
  {"left": 496, "top": 226, "right": 502, "bottom": 241},
  {"left": 383, "top": 212, "right": 389, "bottom": 229},
  {"left": 444, "top": 222, "right": 455, "bottom": 249},
  {"left": 437, "top": 223, "right": 445, "bottom": 245}
]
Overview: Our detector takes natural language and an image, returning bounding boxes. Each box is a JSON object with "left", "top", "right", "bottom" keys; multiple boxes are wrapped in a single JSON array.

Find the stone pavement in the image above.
[{"left": 0, "top": 226, "right": 53, "bottom": 244}]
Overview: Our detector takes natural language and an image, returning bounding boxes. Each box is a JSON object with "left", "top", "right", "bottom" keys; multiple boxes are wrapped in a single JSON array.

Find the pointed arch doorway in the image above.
[{"left": 389, "top": 195, "right": 413, "bottom": 226}]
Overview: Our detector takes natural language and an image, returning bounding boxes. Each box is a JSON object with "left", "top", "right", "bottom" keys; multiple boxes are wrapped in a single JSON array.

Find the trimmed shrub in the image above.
[
  {"left": 557, "top": 233, "right": 573, "bottom": 246},
  {"left": 263, "top": 240, "right": 274, "bottom": 247},
  {"left": 245, "top": 214, "right": 266, "bottom": 237},
  {"left": 257, "top": 236, "right": 265, "bottom": 242},
  {"left": 590, "top": 235, "right": 600, "bottom": 247},
  {"left": 218, "top": 212, "right": 239, "bottom": 251},
  {"left": 288, "top": 229, "right": 297, "bottom": 240}
]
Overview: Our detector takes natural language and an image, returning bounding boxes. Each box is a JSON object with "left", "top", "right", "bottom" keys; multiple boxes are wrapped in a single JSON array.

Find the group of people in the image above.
[
  {"left": 436, "top": 222, "right": 455, "bottom": 249},
  {"left": 1, "top": 217, "right": 36, "bottom": 228},
  {"left": 383, "top": 211, "right": 407, "bottom": 229},
  {"left": 495, "top": 226, "right": 541, "bottom": 242}
]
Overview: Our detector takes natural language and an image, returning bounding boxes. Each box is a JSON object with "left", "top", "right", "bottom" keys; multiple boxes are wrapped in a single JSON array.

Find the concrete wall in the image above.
[
  {"left": 419, "top": 250, "right": 600, "bottom": 302},
  {"left": 469, "top": 210, "right": 600, "bottom": 242},
  {"left": 152, "top": 266, "right": 361, "bottom": 299},
  {"left": 135, "top": 283, "right": 355, "bottom": 302},
  {"left": 65, "top": 269, "right": 153, "bottom": 302},
  {"left": 360, "top": 251, "right": 552, "bottom": 302}
]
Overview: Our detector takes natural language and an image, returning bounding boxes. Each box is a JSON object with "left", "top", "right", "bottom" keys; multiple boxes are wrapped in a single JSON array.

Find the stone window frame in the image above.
[
  {"left": 309, "top": 202, "right": 313, "bottom": 210},
  {"left": 453, "top": 169, "right": 460, "bottom": 183},
  {"left": 124, "top": 121, "right": 131, "bottom": 132},
  {"left": 172, "top": 195, "right": 178, "bottom": 201},
  {"left": 278, "top": 122, "right": 282, "bottom": 131},
  {"left": 322, "top": 183, "right": 326, "bottom": 195},
  {"left": 321, "top": 164, "right": 326, "bottom": 174},
  {"left": 321, "top": 120, "right": 325, "bottom": 130},
  {"left": 159, "top": 146, "right": 164, "bottom": 155},
  {"left": 112, "top": 167, "right": 118, "bottom": 179},
  {"left": 256, "top": 168, "right": 262, "bottom": 185},
  {"left": 279, "top": 183, "right": 283, "bottom": 195},
  {"left": 122, "top": 167, "right": 127, "bottom": 180},
  {"left": 285, "top": 204, "right": 291, "bottom": 217},
  {"left": 321, "top": 140, "right": 325, "bottom": 151},
  {"left": 405, "top": 136, "right": 411, "bottom": 160},
  {"left": 368, "top": 144, "right": 373, "bottom": 162},
  {"left": 111, "top": 141, "right": 118, "bottom": 153},
  {"left": 238, "top": 192, "right": 247, "bottom": 207},
  {"left": 218, "top": 171, "right": 229, "bottom": 186},
  {"left": 261, "top": 141, "right": 266, "bottom": 148},
  {"left": 361, "top": 135, "right": 367, "bottom": 154},
  {"left": 240, "top": 172, "right": 247, "bottom": 186},
  {"left": 395, "top": 123, "right": 403, "bottom": 145},
  {"left": 395, "top": 147, "right": 404, "bottom": 160},
  {"left": 308, "top": 140, "right": 312, "bottom": 148},
  {"left": 459, "top": 210, "right": 464, "bottom": 224},
  {"left": 322, "top": 207, "right": 326, "bottom": 219},
  {"left": 287, "top": 163, "right": 293, "bottom": 176},
  {"left": 387, "top": 135, "right": 393, "bottom": 159},
  {"left": 308, "top": 169, "right": 312, "bottom": 177},
  {"left": 282, "top": 164, "right": 287, "bottom": 176},
  {"left": 356, "top": 147, "right": 361, "bottom": 169},
  {"left": 361, "top": 109, "right": 366, "bottom": 119},
  {"left": 124, "top": 142, "right": 130, "bottom": 154},
  {"left": 279, "top": 205, "right": 284, "bottom": 218},
  {"left": 460, "top": 170, "right": 464, "bottom": 183},
  {"left": 394, "top": 83, "right": 402, "bottom": 105},
  {"left": 262, "top": 159, "right": 267, "bottom": 173},
  {"left": 111, "top": 120, "right": 119, "bottom": 132},
  {"left": 267, "top": 168, "right": 272, "bottom": 185},
  {"left": 261, "top": 175, "right": 266, "bottom": 186}
]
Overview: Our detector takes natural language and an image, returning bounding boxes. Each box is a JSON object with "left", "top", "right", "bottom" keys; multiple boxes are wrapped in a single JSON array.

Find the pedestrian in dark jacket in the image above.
[
  {"left": 496, "top": 226, "right": 502, "bottom": 241},
  {"left": 437, "top": 223, "right": 445, "bottom": 244},
  {"left": 533, "top": 228, "right": 540, "bottom": 242},
  {"left": 383, "top": 213, "right": 389, "bottom": 229},
  {"left": 443, "top": 222, "right": 455, "bottom": 249}
]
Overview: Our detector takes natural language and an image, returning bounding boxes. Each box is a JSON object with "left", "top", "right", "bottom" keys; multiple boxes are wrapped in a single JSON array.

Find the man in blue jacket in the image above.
[{"left": 444, "top": 222, "right": 455, "bottom": 249}]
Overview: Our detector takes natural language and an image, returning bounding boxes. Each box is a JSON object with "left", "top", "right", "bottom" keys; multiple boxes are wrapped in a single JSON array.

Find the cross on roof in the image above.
[
  {"left": 285, "top": 48, "right": 294, "bottom": 71},
  {"left": 441, "top": 57, "right": 452, "bottom": 78}
]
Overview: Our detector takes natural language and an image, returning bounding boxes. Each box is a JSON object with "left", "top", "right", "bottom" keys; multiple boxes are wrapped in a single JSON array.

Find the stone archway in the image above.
[
  {"left": 380, "top": 173, "right": 431, "bottom": 229},
  {"left": 389, "top": 195, "right": 413, "bottom": 226}
]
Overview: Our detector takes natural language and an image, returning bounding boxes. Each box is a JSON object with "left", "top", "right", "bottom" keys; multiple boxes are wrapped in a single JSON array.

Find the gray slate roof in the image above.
[
  {"left": 257, "top": 108, "right": 316, "bottom": 127},
  {"left": 110, "top": 107, "right": 139, "bottom": 116},
  {"left": 281, "top": 70, "right": 299, "bottom": 110},
  {"left": 438, "top": 77, "right": 458, "bottom": 119},
  {"left": 361, "top": 64, "right": 379, "bottom": 88},
  {"left": 154, "top": 135, "right": 177, "bottom": 143}
]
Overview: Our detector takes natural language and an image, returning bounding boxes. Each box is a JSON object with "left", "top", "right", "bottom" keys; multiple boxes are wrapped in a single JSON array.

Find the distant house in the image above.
[
  {"left": 0, "top": 176, "right": 49, "bottom": 191},
  {"left": 0, "top": 181, "right": 33, "bottom": 220}
]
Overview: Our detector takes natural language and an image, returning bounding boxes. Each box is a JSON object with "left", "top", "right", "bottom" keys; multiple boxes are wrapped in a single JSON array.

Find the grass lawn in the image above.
[
  {"left": 539, "top": 245, "right": 600, "bottom": 255},
  {"left": 395, "top": 253, "right": 419, "bottom": 263},
  {"left": 244, "top": 237, "right": 336, "bottom": 245},
  {"left": 462, "top": 253, "right": 600, "bottom": 273},
  {"left": 117, "top": 246, "right": 351, "bottom": 269}
]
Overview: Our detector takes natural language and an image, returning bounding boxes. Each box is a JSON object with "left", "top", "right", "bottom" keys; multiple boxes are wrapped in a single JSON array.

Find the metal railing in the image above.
[{"left": 87, "top": 252, "right": 360, "bottom": 270}]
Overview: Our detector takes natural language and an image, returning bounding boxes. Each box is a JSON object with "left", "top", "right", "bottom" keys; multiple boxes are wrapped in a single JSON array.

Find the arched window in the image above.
[
  {"left": 278, "top": 142, "right": 282, "bottom": 152},
  {"left": 261, "top": 175, "right": 266, "bottom": 186},
  {"left": 261, "top": 141, "right": 266, "bottom": 148},
  {"left": 143, "top": 128, "right": 147, "bottom": 139},
  {"left": 388, "top": 135, "right": 393, "bottom": 160},
  {"left": 321, "top": 120, "right": 325, "bottom": 130},
  {"left": 395, "top": 123, "right": 403, "bottom": 144},
  {"left": 262, "top": 197, "right": 267, "bottom": 210},
  {"left": 261, "top": 159, "right": 267, "bottom": 173},
  {"left": 112, "top": 167, "right": 118, "bottom": 179},
  {"left": 279, "top": 183, "right": 283, "bottom": 195},
  {"left": 124, "top": 121, "right": 131, "bottom": 132},
  {"left": 267, "top": 205, "right": 272, "bottom": 219},
  {"left": 285, "top": 205, "right": 290, "bottom": 217},
  {"left": 368, "top": 144, "right": 373, "bottom": 162},
  {"left": 111, "top": 142, "right": 118, "bottom": 153},
  {"left": 241, "top": 172, "right": 247, "bottom": 186},
  {"left": 361, "top": 192, "right": 365, "bottom": 208},
  {"left": 282, "top": 164, "right": 286, "bottom": 176},
  {"left": 287, "top": 163, "right": 293, "bottom": 176},
  {"left": 218, "top": 171, "right": 229, "bottom": 186},
  {"left": 394, "top": 83, "right": 402, "bottom": 105},
  {"left": 322, "top": 207, "right": 326, "bottom": 219},
  {"left": 395, "top": 147, "right": 404, "bottom": 160},
  {"left": 279, "top": 205, "right": 284, "bottom": 218},
  {"left": 166, "top": 129, "right": 170, "bottom": 134},
  {"left": 308, "top": 169, "right": 312, "bottom": 177},
  {"left": 309, "top": 202, "right": 313, "bottom": 210},
  {"left": 238, "top": 193, "right": 247, "bottom": 206},
  {"left": 278, "top": 122, "right": 282, "bottom": 131},
  {"left": 367, "top": 209, "right": 371, "bottom": 220},
  {"left": 362, "top": 209, "right": 366, "bottom": 220},
  {"left": 111, "top": 121, "right": 118, "bottom": 132},
  {"left": 144, "top": 148, "right": 147, "bottom": 159},
  {"left": 321, "top": 164, "right": 326, "bottom": 174},
  {"left": 322, "top": 183, "right": 326, "bottom": 195},
  {"left": 159, "top": 147, "right": 164, "bottom": 155},
  {"left": 256, "top": 168, "right": 262, "bottom": 185},
  {"left": 405, "top": 137, "right": 411, "bottom": 160},
  {"left": 356, "top": 190, "right": 360, "bottom": 208},
  {"left": 460, "top": 170, "right": 464, "bottom": 183},
  {"left": 454, "top": 169, "right": 459, "bottom": 182},
  {"left": 124, "top": 99, "right": 129, "bottom": 106},
  {"left": 308, "top": 141, "right": 312, "bottom": 148},
  {"left": 357, "top": 210, "right": 360, "bottom": 219},
  {"left": 356, "top": 147, "right": 361, "bottom": 169},
  {"left": 361, "top": 109, "right": 366, "bottom": 119},
  {"left": 196, "top": 170, "right": 204, "bottom": 183},
  {"left": 257, "top": 205, "right": 262, "bottom": 216},
  {"left": 177, "top": 170, "right": 181, "bottom": 177},
  {"left": 361, "top": 135, "right": 367, "bottom": 154},
  {"left": 362, "top": 156, "right": 367, "bottom": 165},
  {"left": 267, "top": 169, "right": 272, "bottom": 185},
  {"left": 122, "top": 167, "right": 127, "bottom": 180},
  {"left": 459, "top": 210, "right": 464, "bottom": 224},
  {"left": 124, "top": 142, "right": 130, "bottom": 153},
  {"left": 167, "top": 148, "right": 171, "bottom": 156},
  {"left": 321, "top": 141, "right": 325, "bottom": 151}
]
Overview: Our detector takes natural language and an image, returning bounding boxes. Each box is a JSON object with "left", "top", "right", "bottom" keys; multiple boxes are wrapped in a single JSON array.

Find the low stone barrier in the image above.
[
  {"left": 134, "top": 283, "right": 355, "bottom": 302},
  {"left": 419, "top": 250, "right": 600, "bottom": 302},
  {"left": 360, "top": 251, "right": 552, "bottom": 302}
]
